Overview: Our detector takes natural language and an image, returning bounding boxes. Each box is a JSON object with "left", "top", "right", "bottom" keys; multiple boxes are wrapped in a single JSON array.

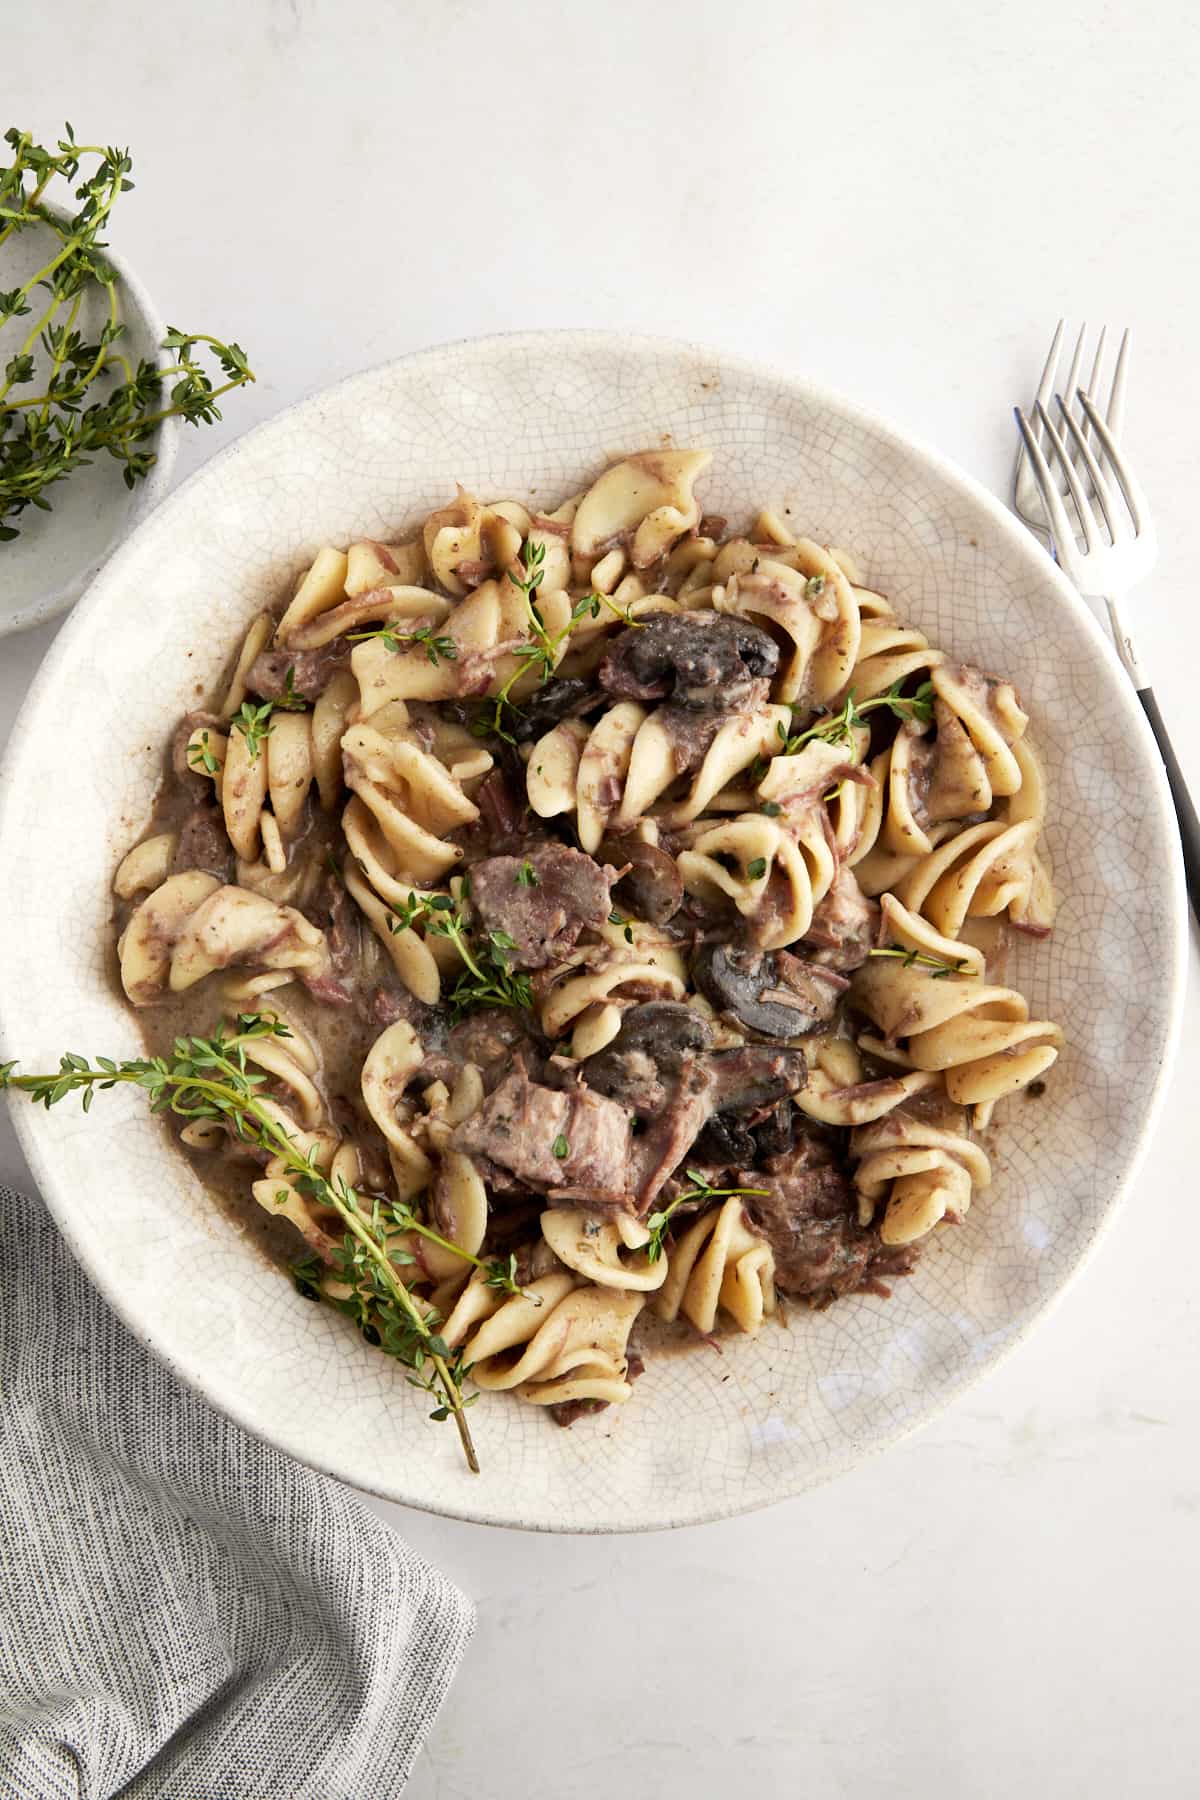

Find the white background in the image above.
[{"left": 5, "top": 4, "right": 1200, "bottom": 1794}]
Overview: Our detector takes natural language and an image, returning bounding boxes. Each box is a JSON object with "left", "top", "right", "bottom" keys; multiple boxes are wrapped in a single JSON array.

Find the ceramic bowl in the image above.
[
  {"left": 0, "top": 217, "right": 179, "bottom": 637},
  {"left": 0, "top": 333, "right": 1185, "bottom": 1530}
]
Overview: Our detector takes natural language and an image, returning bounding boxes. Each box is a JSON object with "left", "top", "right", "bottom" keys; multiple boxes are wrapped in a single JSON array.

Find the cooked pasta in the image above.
[{"left": 110, "top": 446, "right": 1063, "bottom": 1442}]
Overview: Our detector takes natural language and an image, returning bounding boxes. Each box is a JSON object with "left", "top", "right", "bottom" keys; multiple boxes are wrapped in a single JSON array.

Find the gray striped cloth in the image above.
[{"left": 0, "top": 1185, "right": 474, "bottom": 1799}]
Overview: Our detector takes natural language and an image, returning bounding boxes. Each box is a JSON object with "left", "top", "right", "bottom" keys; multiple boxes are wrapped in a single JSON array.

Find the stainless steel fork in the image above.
[{"left": 1013, "top": 330, "right": 1199, "bottom": 920}]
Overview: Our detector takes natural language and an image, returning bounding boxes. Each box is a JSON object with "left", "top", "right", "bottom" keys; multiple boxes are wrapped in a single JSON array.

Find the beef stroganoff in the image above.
[{"left": 108, "top": 449, "right": 1063, "bottom": 1442}]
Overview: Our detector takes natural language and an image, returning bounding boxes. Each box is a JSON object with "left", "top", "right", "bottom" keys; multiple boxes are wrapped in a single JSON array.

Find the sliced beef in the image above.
[
  {"left": 742, "top": 1153, "right": 919, "bottom": 1302},
  {"left": 475, "top": 769, "right": 526, "bottom": 845},
  {"left": 171, "top": 803, "right": 234, "bottom": 882},
  {"left": 451, "top": 1067, "right": 633, "bottom": 1200},
  {"left": 802, "top": 867, "right": 879, "bottom": 972},
  {"left": 248, "top": 640, "right": 350, "bottom": 701},
  {"left": 581, "top": 1004, "right": 806, "bottom": 1212},
  {"left": 446, "top": 1009, "right": 544, "bottom": 1090},
  {"left": 468, "top": 845, "right": 616, "bottom": 971},
  {"left": 599, "top": 611, "right": 779, "bottom": 711}
]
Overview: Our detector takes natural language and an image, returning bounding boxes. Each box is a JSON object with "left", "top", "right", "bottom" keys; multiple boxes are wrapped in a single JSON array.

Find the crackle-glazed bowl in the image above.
[{"left": 0, "top": 333, "right": 1186, "bottom": 1531}]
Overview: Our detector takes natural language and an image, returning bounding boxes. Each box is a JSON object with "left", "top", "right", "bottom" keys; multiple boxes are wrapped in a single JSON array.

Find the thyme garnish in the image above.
[
  {"left": 774, "top": 680, "right": 936, "bottom": 759},
  {"left": 645, "top": 1169, "right": 770, "bottom": 1263},
  {"left": 867, "top": 944, "right": 968, "bottom": 978},
  {"left": 387, "top": 890, "right": 533, "bottom": 1017},
  {"left": 347, "top": 624, "right": 457, "bottom": 666},
  {"left": 0, "top": 1017, "right": 480, "bottom": 1469}
]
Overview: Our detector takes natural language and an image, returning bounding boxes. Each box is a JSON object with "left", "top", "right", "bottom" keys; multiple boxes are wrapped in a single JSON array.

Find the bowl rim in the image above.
[
  {"left": 0, "top": 222, "right": 181, "bottom": 638},
  {"left": 0, "top": 328, "right": 1188, "bottom": 1529}
]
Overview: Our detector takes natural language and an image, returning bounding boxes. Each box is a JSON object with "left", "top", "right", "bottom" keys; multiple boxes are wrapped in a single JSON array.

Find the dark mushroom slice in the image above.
[
  {"left": 508, "top": 676, "right": 604, "bottom": 744},
  {"left": 582, "top": 1001, "right": 713, "bottom": 1114},
  {"left": 692, "top": 942, "right": 844, "bottom": 1040},
  {"left": 598, "top": 833, "right": 684, "bottom": 926},
  {"left": 598, "top": 611, "right": 780, "bottom": 710},
  {"left": 694, "top": 1091, "right": 799, "bottom": 1168}
]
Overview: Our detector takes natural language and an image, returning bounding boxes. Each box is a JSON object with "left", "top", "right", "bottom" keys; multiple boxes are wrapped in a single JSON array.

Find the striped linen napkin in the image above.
[{"left": 0, "top": 1184, "right": 473, "bottom": 1799}]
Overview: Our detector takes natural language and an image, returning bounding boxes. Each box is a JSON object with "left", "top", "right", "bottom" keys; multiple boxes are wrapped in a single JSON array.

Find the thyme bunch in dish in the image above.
[
  {"left": 0, "top": 1017, "right": 486, "bottom": 1469},
  {"left": 0, "top": 125, "right": 254, "bottom": 540}
]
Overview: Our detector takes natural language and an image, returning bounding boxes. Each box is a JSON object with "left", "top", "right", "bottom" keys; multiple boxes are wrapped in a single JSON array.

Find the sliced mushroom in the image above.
[
  {"left": 598, "top": 833, "right": 684, "bottom": 925},
  {"left": 509, "top": 676, "right": 600, "bottom": 744},
  {"left": 599, "top": 611, "right": 779, "bottom": 710},
  {"left": 692, "top": 942, "right": 841, "bottom": 1039},
  {"left": 583, "top": 1002, "right": 713, "bottom": 1113}
]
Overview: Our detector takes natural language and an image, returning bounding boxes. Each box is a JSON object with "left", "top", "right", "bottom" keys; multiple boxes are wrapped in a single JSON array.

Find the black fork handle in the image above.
[{"left": 1138, "top": 686, "right": 1200, "bottom": 923}]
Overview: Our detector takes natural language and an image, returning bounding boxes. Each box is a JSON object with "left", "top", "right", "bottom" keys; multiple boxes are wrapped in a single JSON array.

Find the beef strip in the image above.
[
  {"left": 578, "top": 1002, "right": 807, "bottom": 1212},
  {"left": 171, "top": 803, "right": 234, "bottom": 882},
  {"left": 451, "top": 1066, "right": 633, "bottom": 1199},
  {"left": 248, "top": 641, "right": 350, "bottom": 700},
  {"left": 446, "top": 1009, "right": 545, "bottom": 1091},
  {"left": 468, "top": 845, "right": 616, "bottom": 971},
  {"left": 742, "top": 1146, "right": 919, "bottom": 1302},
  {"left": 801, "top": 867, "right": 879, "bottom": 972}
]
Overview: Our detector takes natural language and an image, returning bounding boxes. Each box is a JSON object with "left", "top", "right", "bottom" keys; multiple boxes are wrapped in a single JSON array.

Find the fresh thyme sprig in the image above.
[
  {"left": 645, "top": 1169, "right": 770, "bottom": 1263},
  {"left": 226, "top": 671, "right": 306, "bottom": 761},
  {"left": 775, "top": 680, "right": 936, "bottom": 758},
  {"left": 0, "top": 1017, "right": 480, "bottom": 1469},
  {"left": 1, "top": 126, "right": 254, "bottom": 540},
  {"left": 867, "top": 944, "right": 968, "bottom": 978},
  {"left": 474, "top": 534, "right": 642, "bottom": 744},
  {"left": 187, "top": 730, "right": 221, "bottom": 776},
  {"left": 347, "top": 624, "right": 457, "bottom": 666},
  {"left": 387, "top": 888, "right": 533, "bottom": 1017}
]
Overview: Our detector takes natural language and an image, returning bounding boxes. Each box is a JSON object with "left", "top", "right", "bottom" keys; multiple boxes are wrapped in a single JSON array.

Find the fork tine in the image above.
[
  {"left": 1034, "top": 400, "right": 1099, "bottom": 549},
  {"left": 1076, "top": 389, "right": 1151, "bottom": 534},
  {"left": 1062, "top": 324, "right": 1087, "bottom": 433},
  {"left": 1075, "top": 324, "right": 1107, "bottom": 462},
  {"left": 1014, "top": 407, "right": 1081, "bottom": 566},
  {"left": 1107, "top": 327, "right": 1130, "bottom": 438},
  {"left": 1051, "top": 394, "right": 1120, "bottom": 541},
  {"left": 1030, "top": 319, "right": 1064, "bottom": 448}
]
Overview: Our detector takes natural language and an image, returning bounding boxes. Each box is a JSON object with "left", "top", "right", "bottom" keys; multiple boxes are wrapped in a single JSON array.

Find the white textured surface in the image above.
[
  {"left": 0, "top": 333, "right": 1184, "bottom": 1531},
  {"left": 3, "top": 1, "right": 1200, "bottom": 1791}
]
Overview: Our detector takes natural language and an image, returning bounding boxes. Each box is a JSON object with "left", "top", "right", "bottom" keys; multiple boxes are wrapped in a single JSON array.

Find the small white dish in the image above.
[
  {"left": 0, "top": 332, "right": 1186, "bottom": 1530},
  {"left": 0, "top": 217, "right": 179, "bottom": 637}
]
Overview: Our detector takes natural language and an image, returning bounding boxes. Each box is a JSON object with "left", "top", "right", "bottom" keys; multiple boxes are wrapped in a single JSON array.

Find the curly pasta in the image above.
[
  {"left": 118, "top": 874, "right": 330, "bottom": 1006},
  {"left": 535, "top": 916, "right": 688, "bottom": 1054},
  {"left": 851, "top": 896, "right": 1063, "bottom": 1111},
  {"left": 109, "top": 445, "right": 1066, "bottom": 1447},
  {"left": 188, "top": 674, "right": 357, "bottom": 877},
  {"left": 445, "top": 1273, "right": 645, "bottom": 1408},
  {"left": 676, "top": 798, "right": 838, "bottom": 951},
  {"left": 654, "top": 1198, "right": 777, "bottom": 1336},
  {"left": 851, "top": 1107, "right": 992, "bottom": 1246},
  {"left": 526, "top": 696, "right": 791, "bottom": 848}
]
